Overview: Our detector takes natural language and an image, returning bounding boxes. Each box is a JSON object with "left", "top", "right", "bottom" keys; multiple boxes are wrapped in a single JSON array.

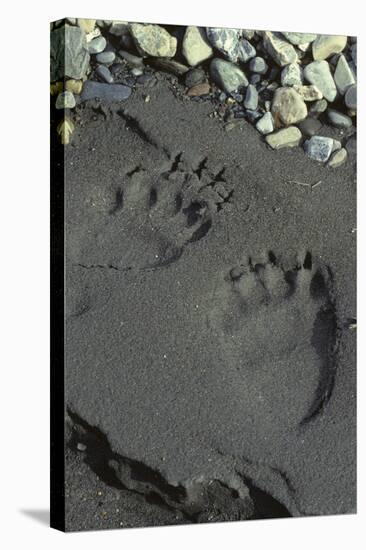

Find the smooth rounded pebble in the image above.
[
  {"left": 96, "top": 64, "right": 114, "bottom": 83},
  {"left": 265, "top": 126, "right": 302, "bottom": 149},
  {"left": 249, "top": 56, "right": 268, "bottom": 74},
  {"left": 327, "top": 108, "right": 353, "bottom": 129},
  {"left": 328, "top": 148, "right": 347, "bottom": 168},
  {"left": 88, "top": 36, "right": 107, "bottom": 54},
  {"left": 298, "top": 117, "right": 322, "bottom": 137},
  {"left": 80, "top": 81, "right": 132, "bottom": 102},
  {"left": 345, "top": 84, "right": 357, "bottom": 110},
  {"left": 96, "top": 51, "right": 116, "bottom": 64}
]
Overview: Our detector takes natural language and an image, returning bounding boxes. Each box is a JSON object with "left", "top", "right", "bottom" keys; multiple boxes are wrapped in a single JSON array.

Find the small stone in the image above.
[
  {"left": 244, "top": 84, "right": 258, "bottom": 110},
  {"left": 256, "top": 112, "right": 274, "bottom": 135},
  {"left": 304, "top": 60, "right": 337, "bottom": 102},
  {"left": 149, "top": 58, "right": 189, "bottom": 76},
  {"left": 130, "top": 23, "right": 177, "bottom": 58},
  {"left": 65, "top": 79, "right": 83, "bottom": 95},
  {"left": 271, "top": 87, "right": 307, "bottom": 125},
  {"left": 81, "top": 81, "right": 132, "bottom": 102},
  {"left": 85, "top": 27, "right": 101, "bottom": 43},
  {"left": 237, "top": 39, "right": 256, "bottom": 63},
  {"left": 351, "top": 43, "right": 357, "bottom": 67},
  {"left": 77, "top": 19, "right": 96, "bottom": 34},
  {"left": 96, "top": 64, "right": 114, "bottom": 83},
  {"left": 262, "top": 31, "right": 298, "bottom": 67},
  {"left": 249, "top": 57, "right": 268, "bottom": 74},
  {"left": 96, "top": 51, "right": 115, "bottom": 64},
  {"left": 298, "top": 117, "right": 322, "bottom": 137},
  {"left": 304, "top": 136, "right": 334, "bottom": 162},
  {"left": 119, "top": 50, "right": 144, "bottom": 68},
  {"left": 298, "top": 42, "right": 311, "bottom": 52},
  {"left": 265, "top": 126, "right": 302, "bottom": 149},
  {"left": 187, "top": 83, "right": 211, "bottom": 96},
  {"left": 182, "top": 26, "right": 213, "bottom": 67},
  {"left": 334, "top": 54, "right": 356, "bottom": 95},
  {"left": 281, "top": 63, "right": 303, "bottom": 86},
  {"left": 250, "top": 74, "right": 261, "bottom": 85},
  {"left": 131, "top": 68, "right": 143, "bottom": 77},
  {"left": 185, "top": 68, "right": 206, "bottom": 87},
  {"left": 206, "top": 27, "right": 240, "bottom": 61},
  {"left": 55, "top": 90, "right": 76, "bottom": 109},
  {"left": 292, "top": 84, "right": 322, "bottom": 101},
  {"left": 332, "top": 139, "right": 342, "bottom": 152},
  {"left": 281, "top": 32, "right": 317, "bottom": 45},
  {"left": 88, "top": 36, "right": 107, "bottom": 54},
  {"left": 327, "top": 108, "right": 353, "bottom": 129},
  {"left": 345, "top": 84, "right": 356, "bottom": 110},
  {"left": 77, "top": 442, "right": 87, "bottom": 452},
  {"left": 210, "top": 58, "right": 248, "bottom": 93},
  {"left": 109, "top": 21, "right": 129, "bottom": 36},
  {"left": 328, "top": 148, "right": 347, "bottom": 168},
  {"left": 312, "top": 35, "right": 347, "bottom": 60},
  {"left": 309, "top": 98, "right": 328, "bottom": 115}
]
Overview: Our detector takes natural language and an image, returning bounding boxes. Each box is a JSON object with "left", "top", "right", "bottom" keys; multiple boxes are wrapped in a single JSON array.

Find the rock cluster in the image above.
[{"left": 50, "top": 19, "right": 356, "bottom": 165}]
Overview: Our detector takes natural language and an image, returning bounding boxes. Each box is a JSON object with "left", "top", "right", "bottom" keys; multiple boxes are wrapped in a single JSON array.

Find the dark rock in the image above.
[
  {"left": 96, "top": 64, "right": 114, "bottom": 83},
  {"left": 80, "top": 81, "right": 132, "bottom": 102},
  {"left": 327, "top": 108, "right": 353, "bottom": 129},
  {"left": 185, "top": 68, "right": 206, "bottom": 87},
  {"left": 298, "top": 117, "right": 322, "bottom": 137},
  {"left": 345, "top": 84, "right": 357, "bottom": 110}
]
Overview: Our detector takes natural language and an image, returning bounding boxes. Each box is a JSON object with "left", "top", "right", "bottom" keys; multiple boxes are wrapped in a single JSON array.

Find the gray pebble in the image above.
[
  {"left": 249, "top": 56, "right": 268, "bottom": 74},
  {"left": 298, "top": 117, "right": 322, "bottom": 137},
  {"left": 88, "top": 36, "right": 107, "bottom": 54},
  {"left": 327, "top": 108, "right": 353, "bottom": 129},
  {"left": 185, "top": 68, "right": 206, "bottom": 87},
  {"left": 244, "top": 84, "right": 258, "bottom": 110},
  {"left": 281, "top": 63, "right": 303, "bottom": 86},
  {"left": 304, "top": 135, "right": 334, "bottom": 162},
  {"left": 95, "top": 64, "right": 114, "bottom": 83},
  {"left": 345, "top": 84, "right": 356, "bottom": 110},
  {"left": 250, "top": 74, "right": 261, "bottom": 85},
  {"left": 77, "top": 442, "right": 87, "bottom": 452},
  {"left": 96, "top": 51, "right": 116, "bottom": 64},
  {"left": 119, "top": 49, "right": 144, "bottom": 68},
  {"left": 131, "top": 67, "right": 143, "bottom": 77},
  {"left": 218, "top": 92, "right": 227, "bottom": 102},
  {"left": 81, "top": 80, "right": 132, "bottom": 102},
  {"left": 309, "top": 98, "right": 328, "bottom": 116}
]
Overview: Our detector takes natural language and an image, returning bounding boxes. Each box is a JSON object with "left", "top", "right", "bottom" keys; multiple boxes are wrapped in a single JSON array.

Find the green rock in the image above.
[
  {"left": 51, "top": 24, "right": 90, "bottom": 81},
  {"left": 210, "top": 58, "right": 248, "bottom": 93},
  {"left": 130, "top": 23, "right": 177, "bottom": 58}
]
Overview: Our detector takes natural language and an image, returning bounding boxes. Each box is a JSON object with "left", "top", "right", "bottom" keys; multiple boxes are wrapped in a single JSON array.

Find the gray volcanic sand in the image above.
[{"left": 65, "top": 78, "right": 356, "bottom": 530}]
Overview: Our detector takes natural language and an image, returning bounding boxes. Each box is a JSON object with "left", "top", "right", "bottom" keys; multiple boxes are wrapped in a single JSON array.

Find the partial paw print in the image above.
[
  {"left": 81, "top": 152, "right": 234, "bottom": 270},
  {"left": 209, "top": 251, "right": 339, "bottom": 429}
]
